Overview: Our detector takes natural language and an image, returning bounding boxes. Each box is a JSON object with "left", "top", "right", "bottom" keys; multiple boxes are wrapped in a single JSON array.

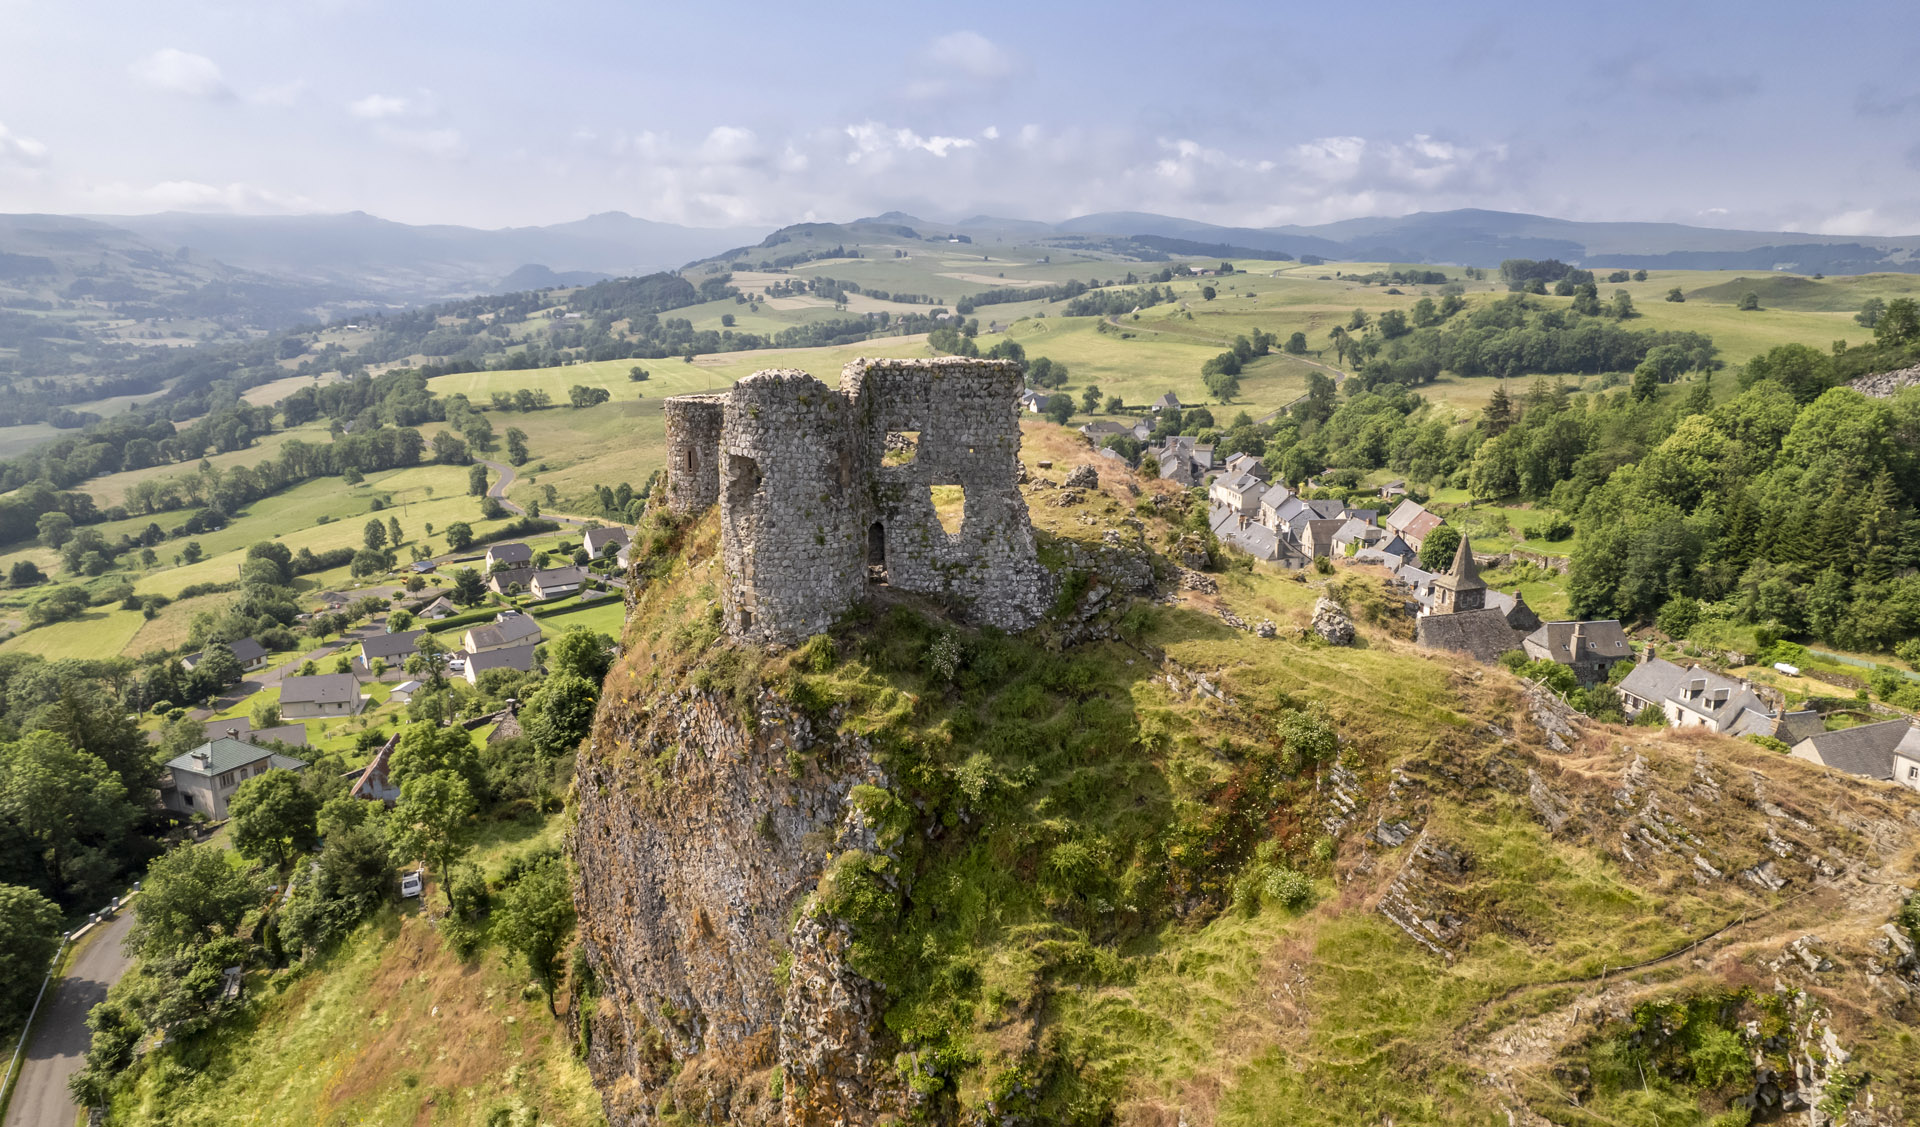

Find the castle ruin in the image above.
[{"left": 663, "top": 357, "right": 1050, "bottom": 645}]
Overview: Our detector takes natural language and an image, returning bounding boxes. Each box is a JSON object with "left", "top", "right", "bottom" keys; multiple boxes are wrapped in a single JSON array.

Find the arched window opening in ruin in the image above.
[
  {"left": 932, "top": 484, "right": 967, "bottom": 537},
  {"left": 726, "top": 454, "right": 761, "bottom": 511},
  {"left": 685, "top": 449, "right": 696, "bottom": 471},
  {"left": 867, "top": 521, "right": 888, "bottom": 584}
]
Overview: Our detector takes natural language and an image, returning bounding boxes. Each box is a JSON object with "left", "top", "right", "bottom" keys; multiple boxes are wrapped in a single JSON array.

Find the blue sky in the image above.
[{"left": 1, "top": 0, "right": 1916, "bottom": 233}]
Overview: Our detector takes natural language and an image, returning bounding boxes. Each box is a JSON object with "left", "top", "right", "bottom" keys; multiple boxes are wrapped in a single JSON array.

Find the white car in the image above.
[
  {"left": 399, "top": 871, "right": 424, "bottom": 899},
  {"left": 447, "top": 656, "right": 466, "bottom": 673}
]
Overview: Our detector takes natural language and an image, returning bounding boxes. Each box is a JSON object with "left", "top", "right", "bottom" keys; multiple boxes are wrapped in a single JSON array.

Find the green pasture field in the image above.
[
  {"left": 75, "top": 422, "right": 336, "bottom": 507},
  {"left": 0, "top": 604, "right": 146, "bottom": 659}
]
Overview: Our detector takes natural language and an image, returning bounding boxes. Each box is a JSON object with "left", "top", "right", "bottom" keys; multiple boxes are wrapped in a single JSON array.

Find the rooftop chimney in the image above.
[{"left": 226, "top": 727, "right": 240, "bottom": 740}]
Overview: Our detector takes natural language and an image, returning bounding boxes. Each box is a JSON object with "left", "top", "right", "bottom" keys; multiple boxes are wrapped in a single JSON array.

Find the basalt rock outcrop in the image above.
[{"left": 571, "top": 682, "right": 907, "bottom": 1126}]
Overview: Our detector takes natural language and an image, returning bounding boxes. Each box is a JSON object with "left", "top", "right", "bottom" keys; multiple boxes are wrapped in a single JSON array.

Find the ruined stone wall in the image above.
[
  {"left": 662, "top": 394, "right": 725, "bottom": 515},
  {"left": 664, "top": 358, "right": 1048, "bottom": 644},
  {"left": 718, "top": 370, "right": 864, "bottom": 645},
  {"left": 841, "top": 357, "right": 1049, "bottom": 631}
]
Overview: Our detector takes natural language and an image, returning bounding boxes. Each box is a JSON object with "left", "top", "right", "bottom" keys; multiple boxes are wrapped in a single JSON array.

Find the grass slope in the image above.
[
  {"left": 110, "top": 906, "right": 602, "bottom": 1127},
  {"left": 593, "top": 431, "right": 1920, "bottom": 1125}
]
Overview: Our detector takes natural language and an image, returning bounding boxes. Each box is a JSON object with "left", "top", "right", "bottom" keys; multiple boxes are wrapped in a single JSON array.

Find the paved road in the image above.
[
  {"left": 478, "top": 459, "right": 609, "bottom": 530},
  {"left": 3, "top": 911, "right": 136, "bottom": 1127}
]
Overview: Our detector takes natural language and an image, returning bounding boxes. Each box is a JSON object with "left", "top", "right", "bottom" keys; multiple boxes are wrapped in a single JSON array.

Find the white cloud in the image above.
[
  {"left": 0, "top": 120, "right": 48, "bottom": 165},
  {"left": 349, "top": 94, "right": 410, "bottom": 119},
  {"left": 698, "top": 126, "right": 762, "bottom": 165},
  {"left": 128, "top": 48, "right": 232, "bottom": 100},
  {"left": 844, "top": 122, "right": 979, "bottom": 163},
  {"left": 905, "top": 31, "right": 1018, "bottom": 100},
  {"left": 1817, "top": 208, "right": 1885, "bottom": 236},
  {"left": 925, "top": 31, "right": 1014, "bottom": 80}
]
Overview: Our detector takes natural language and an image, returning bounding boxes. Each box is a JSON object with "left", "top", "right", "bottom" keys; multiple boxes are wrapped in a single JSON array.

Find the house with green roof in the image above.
[{"left": 162, "top": 732, "right": 308, "bottom": 821}]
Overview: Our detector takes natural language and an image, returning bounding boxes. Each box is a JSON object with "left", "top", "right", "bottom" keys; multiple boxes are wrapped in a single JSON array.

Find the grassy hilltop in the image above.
[{"left": 569, "top": 426, "right": 1920, "bottom": 1125}]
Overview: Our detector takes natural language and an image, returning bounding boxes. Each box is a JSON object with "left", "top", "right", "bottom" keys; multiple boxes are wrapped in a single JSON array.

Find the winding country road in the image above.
[
  {"left": 3, "top": 911, "right": 136, "bottom": 1127},
  {"left": 478, "top": 459, "right": 626, "bottom": 534}
]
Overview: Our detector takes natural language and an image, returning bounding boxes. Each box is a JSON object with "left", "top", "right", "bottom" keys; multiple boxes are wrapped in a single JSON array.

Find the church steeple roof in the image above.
[{"left": 1432, "top": 533, "right": 1484, "bottom": 592}]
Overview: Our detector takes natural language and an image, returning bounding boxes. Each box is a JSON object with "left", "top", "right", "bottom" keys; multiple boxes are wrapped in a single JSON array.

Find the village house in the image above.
[
  {"left": 1151, "top": 435, "right": 1215, "bottom": 485},
  {"left": 1521, "top": 620, "right": 1634, "bottom": 684},
  {"left": 1208, "top": 467, "right": 1267, "bottom": 515},
  {"left": 1018, "top": 390, "right": 1052, "bottom": 413},
  {"left": 582, "top": 526, "right": 631, "bottom": 560},
  {"left": 1379, "top": 480, "right": 1409, "bottom": 500},
  {"left": 1384, "top": 499, "right": 1445, "bottom": 552},
  {"left": 486, "top": 542, "right": 534, "bottom": 571},
  {"left": 1218, "top": 452, "right": 1265, "bottom": 480},
  {"left": 1209, "top": 502, "right": 1307, "bottom": 567},
  {"left": 350, "top": 732, "right": 401, "bottom": 804},
  {"left": 1078, "top": 420, "right": 1133, "bottom": 442},
  {"left": 388, "top": 679, "right": 423, "bottom": 705},
  {"left": 180, "top": 637, "right": 270, "bottom": 675},
  {"left": 1151, "top": 391, "right": 1181, "bottom": 413},
  {"left": 488, "top": 565, "right": 536, "bottom": 596},
  {"left": 531, "top": 566, "right": 587, "bottom": 600},
  {"left": 1615, "top": 657, "right": 1779, "bottom": 735},
  {"left": 463, "top": 610, "right": 543, "bottom": 655},
  {"left": 1790, "top": 719, "right": 1920, "bottom": 791},
  {"left": 417, "top": 595, "right": 458, "bottom": 620},
  {"left": 279, "top": 672, "right": 367, "bottom": 719},
  {"left": 358, "top": 628, "right": 425, "bottom": 676},
  {"left": 162, "top": 733, "right": 308, "bottom": 821},
  {"left": 463, "top": 642, "right": 539, "bottom": 685}
]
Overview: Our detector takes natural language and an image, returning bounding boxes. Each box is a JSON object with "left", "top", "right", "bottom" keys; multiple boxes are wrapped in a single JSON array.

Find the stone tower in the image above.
[
  {"left": 661, "top": 394, "right": 724, "bottom": 515},
  {"left": 661, "top": 357, "right": 1049, "bottom": 646},
  {"left": 716, "top": 370, "right": 866, "bottom": 643},
  {"left": 1430, "top": 533, "right": 1486, "bottom": 614}
]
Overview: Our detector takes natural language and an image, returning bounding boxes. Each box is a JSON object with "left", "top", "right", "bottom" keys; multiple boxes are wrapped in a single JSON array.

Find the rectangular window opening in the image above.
[
  {"left": 931, "top": 484, "right": 967, "bottom": 537},
  {"left": 884, "top": 430, "right": 920, "bottom": 466}
]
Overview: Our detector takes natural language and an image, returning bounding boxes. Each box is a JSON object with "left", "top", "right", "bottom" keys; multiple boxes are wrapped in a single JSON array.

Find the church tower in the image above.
[{"left": 1429, "top": 533, "right": 1486, "bottom": 615}]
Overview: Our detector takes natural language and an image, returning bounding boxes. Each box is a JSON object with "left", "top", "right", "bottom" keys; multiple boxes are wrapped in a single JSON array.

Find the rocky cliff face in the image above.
[{"left": 571, "top": 679, "right": 906, "bottom": 1125}]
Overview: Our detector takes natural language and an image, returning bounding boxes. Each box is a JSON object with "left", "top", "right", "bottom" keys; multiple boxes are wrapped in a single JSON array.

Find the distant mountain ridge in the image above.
[
  {"left": 84, "top": 210, "right": 766, "bottom": 303},
  {"left": 1059, "top": 208, "right": 1920, "bottom": 274}
]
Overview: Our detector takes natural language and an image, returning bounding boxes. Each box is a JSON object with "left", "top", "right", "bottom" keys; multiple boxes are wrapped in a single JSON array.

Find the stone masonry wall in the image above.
[
  {"left": 663, "top": 357, "right": 1048, "bottom": 645},
  {"left": 717, "top": 371, "right": 865, "bottom": 645},
  {"left": 662, "top": 394, "right": 724, "bottom": 515},
  {"left": 841, "top": 357, "right": 1049, "bottom": 631}
]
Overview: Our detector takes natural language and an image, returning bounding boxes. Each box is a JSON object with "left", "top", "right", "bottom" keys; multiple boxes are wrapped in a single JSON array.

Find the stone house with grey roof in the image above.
[
  {"left": 1790, "top": 719, "right": 1920, "bottom": 790},
  {"left": 1616, "top": 657, "right": 1777, "bottom": 735},
  {"left": 1208, "top": 467, "right": 1267, "bottom": 515},
  {"left": 1522, "top": 620, "right": 1633, "bottom": 684}
]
